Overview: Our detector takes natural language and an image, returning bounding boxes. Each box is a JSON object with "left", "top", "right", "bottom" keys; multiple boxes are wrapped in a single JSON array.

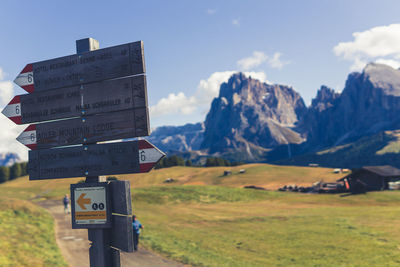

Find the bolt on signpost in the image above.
[{"left": 3, "top": 38, "right": 165, "bottom": 267}]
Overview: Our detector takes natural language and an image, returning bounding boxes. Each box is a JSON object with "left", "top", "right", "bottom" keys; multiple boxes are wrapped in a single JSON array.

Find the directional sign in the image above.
[
  {"left": 17, "top": 108, "right": 149, "bottom": 149},
  {"left": 28, "top": 139, "right": 165, "bottom": 180},
  {"left": 71, "top": 182, "right": 111, "bottom": 229},
  {"left": 2, "top": 75, "right": 147, "bottom": 124},
  {"left": 14, "top": 41, "right": 145, "bottom": 93}
]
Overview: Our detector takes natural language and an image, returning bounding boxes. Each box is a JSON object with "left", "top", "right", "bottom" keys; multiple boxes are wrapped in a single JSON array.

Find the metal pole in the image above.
[{"left": 77, "top": 38, "right": 120, "bottom": 267}]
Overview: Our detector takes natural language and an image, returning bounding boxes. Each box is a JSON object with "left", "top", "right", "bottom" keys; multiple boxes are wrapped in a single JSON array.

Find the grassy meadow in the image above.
[
  {"left": 0, "top": 197, "right": 67, "bottom": 267},
  {"left": 2, "top": 164, "right": 400, "bottom": 266}
]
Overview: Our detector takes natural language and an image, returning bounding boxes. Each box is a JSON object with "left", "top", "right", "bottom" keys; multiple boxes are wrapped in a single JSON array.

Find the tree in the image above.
[
  {"left": 155, "top": 155, "right": 185, "bottom": 169},
  {"left": 0, "top": 166, "right": 10, "bottom": 183},
  {"left": 205, "top": 157, "right": 231, "bottom": 167},
  {"left": 185, "top": 159, "right": 192, "bottom": 167},
  {"left": 20, "top": 162, "right": 28, "bottom": 176},
  {"left": 10, "top": 163, "right": 22, "bottom": 180},
  {"left": 205, "top": 158, "right": 216, "bottom": 167}
]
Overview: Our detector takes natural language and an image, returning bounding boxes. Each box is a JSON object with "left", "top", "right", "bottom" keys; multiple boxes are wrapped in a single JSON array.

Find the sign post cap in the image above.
[{"left": 76, "top": 38, "right": 99, "bottom": 54}]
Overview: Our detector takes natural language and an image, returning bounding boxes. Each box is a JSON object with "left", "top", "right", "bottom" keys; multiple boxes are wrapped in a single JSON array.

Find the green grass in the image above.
[
  {"left": 134, "top": 186, "right": 400, "bottom": 266},
  {"left": 0, "top": 197, "right": 67, "bottom": 267},
  {"left": 133, "top": 185, "right": 277, "bottom": 204},
  {"left": 3, "top": 165, "right": 400, "bottom": 266}
]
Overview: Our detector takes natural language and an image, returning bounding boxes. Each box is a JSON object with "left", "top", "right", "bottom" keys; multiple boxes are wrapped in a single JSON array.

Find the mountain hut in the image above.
[{"left": 338, "top": 165, "right": 400, "bottom": 191}]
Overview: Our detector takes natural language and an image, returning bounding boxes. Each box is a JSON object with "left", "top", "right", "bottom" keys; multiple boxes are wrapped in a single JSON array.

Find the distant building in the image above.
[
  {"left": 223, "top": 170, "right": 232, "bottom": 176},
  {"left": 308, "top": 163, "right": 319, "bottom": 167},
  {"left": 338, "top": 165, "right": 400, "bottom": 191}
]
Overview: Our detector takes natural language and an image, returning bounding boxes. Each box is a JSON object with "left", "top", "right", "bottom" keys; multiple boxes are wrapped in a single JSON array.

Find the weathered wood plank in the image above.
[
  {"left": 15, "top": 41, "right": 145, "bottom": 93},
  {"left": 5, "top": 75, "right": 147, "bottom": 124},
  {"left": 110, "top": 215, "right": 134, "bottom": 252},
  {"left": 109, "top": 180, "right": 132, "bottom": 216},
  {"left": 28, "top": 140, "right": 164, "bottom": 180},
  {"left": 18, "top": 108, "right": 149, "bottom": 149}
]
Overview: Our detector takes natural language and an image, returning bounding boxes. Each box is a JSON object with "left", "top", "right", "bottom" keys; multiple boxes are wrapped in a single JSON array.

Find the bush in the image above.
[
  {"left": 155, "top": 155, "right": 185, "bottom": 169},
  {"left": 205, "top": 157, "right": 231, "bottom": 167}
]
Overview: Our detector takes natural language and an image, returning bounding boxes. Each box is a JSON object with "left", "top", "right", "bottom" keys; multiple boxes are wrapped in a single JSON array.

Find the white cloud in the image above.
[
  {"left": 0, "top": 67, "right": 13, "bottom": 106},
  {"left": 207, "top": 9, "right": 216, "bottom": 15},
  {"left": 268, "top": 52, "right": 290, "bottom": 69},
  {"left": 0, "top": 81, "right": 13, "bottom": 106},
  {"left": 150, "top": 92, "right": 196, "bottom": 117},
  {"left": 237, "top": 51, "right": 268, "bottom": 70},
  {"left": 232, "top": 19, "right": 240, "bottom": 26},
  {"left": 150, "top": 71, "right": 268, "bottom": 118},
  {"left": 0, "top": 68, "right": 5, "bottom": 80},
  {"left": 334, "top": 24, "right": 400, "bottom": 71},
  {"left": 375, "top": 58, "right": 400, "bottom": 69},
  {"left": 0, "top": 115, "right": 27, "bottom": 161},
  {"left": 196, "top": 71, "right": 237, "bottom": 104},
  {"left": 237, "top": 51, "right": 290, "bottom": 70},
  {"left": 0, "top": 68, "right": 27, "bottom": 160}
]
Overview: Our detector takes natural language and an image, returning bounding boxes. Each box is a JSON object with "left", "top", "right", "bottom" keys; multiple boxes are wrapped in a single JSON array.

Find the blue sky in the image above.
[{"left": 1, "top": 0, "right": 400, "bottom": 158}]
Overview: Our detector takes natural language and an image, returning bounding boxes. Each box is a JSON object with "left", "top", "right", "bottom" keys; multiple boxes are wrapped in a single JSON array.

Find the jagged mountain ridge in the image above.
[
  {"left": 149, "top": 63, "right": 400, "bottom": 165},
  {"left": 200, "top": 73, "right": 306, "bottom": 160},
  {"left": 147, "top": 123, "right": 204, "bottom": 153},
  {"left": 303, "top": 63, "right": 400, "bottom": 150},
  {"left": 0, "top": 152, "right": 20, "bottom": 166}
]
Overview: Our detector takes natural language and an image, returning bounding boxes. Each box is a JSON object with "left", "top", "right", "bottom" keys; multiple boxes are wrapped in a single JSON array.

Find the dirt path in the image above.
[{"left": 38, "top": 200, "right": 185, "bottom": 267}]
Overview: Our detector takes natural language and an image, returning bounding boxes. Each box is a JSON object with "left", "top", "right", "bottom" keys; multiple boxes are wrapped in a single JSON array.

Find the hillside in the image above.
[
  {"left": 149, "top": 63, "right": 400, "bottom": 167},
  {"left": 277, "top": 130, "right": 400, "bottom": 168},
  {"left": 0, "top": 164, "right": 344, "bottom": 196},
  {"left": 3, "top": 167, "right": 400, "bottom": 266}
]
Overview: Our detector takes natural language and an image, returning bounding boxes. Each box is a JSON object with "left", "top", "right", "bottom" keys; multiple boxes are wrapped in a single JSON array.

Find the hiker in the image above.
[
  {"left": 63, "top": 194, "right": 70, "bottom": 214},
  {"left": 132, "top": 215, "right": 143, "bottom": 251}
]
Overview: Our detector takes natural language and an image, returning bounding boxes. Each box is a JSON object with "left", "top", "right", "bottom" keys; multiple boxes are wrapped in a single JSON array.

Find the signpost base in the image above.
[{"left": 85, "top": 175, "right": 116, "bottom": 267}]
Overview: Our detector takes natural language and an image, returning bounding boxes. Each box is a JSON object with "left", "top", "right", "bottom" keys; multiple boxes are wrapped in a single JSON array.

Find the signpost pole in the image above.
[
  {"left": 78, "top": 38, "right": 120, "bottom": 267},
  {"left": 5, "top": 37, "right": 162, "bottom": 267}
]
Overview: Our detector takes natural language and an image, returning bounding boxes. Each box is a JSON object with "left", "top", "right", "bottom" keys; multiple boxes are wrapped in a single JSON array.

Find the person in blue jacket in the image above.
[{"left": 132, "top": 215, "right": 143, "bottom": 251}]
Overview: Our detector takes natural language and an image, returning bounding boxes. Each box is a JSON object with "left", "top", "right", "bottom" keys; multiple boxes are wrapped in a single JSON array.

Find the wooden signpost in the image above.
[
  {"left": 3, "top": 38, "right": 165, "bottom": 267},
  {"left": 28, "top": 139, "right": 164, "bottom": 180},
  {"left": 2, "top": 75, "right": 147, "bottom": 124},
  {"left": 17, "top": 108, "right": 149, "bottom": 149},
  {"left": 14, "top": 41, "right": 145, "bottom": 93}
]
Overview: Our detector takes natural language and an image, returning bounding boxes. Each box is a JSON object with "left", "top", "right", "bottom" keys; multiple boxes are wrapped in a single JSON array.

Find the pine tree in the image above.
[
  {"left": 10, "top": 163, "right": 22, "bottom": 180},
  {"left": 0, "top": 166, "right": 10, "bottom": 183}
]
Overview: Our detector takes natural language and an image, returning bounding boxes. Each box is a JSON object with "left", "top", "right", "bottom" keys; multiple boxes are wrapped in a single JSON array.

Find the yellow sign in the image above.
[{"left": 74, "top": 186, "right": 107, "bottom": 224}]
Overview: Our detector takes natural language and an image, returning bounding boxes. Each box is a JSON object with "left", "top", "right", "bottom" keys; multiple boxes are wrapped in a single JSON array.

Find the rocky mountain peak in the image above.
[
  {"left": 311, "top": 85, "right": 339, "bottom": 112},
  {"left": 362, "top": 63, "right": 400, "bottom": 96},
  {"left": 201, "top": 72, "right": 307, "bottom": 157}
]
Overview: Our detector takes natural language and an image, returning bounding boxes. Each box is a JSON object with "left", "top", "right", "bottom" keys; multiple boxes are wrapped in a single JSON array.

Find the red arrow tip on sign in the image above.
[
  {"left": 14, "top": 64, "right": 34, "bottom": 93},
  {"left": 1, "top": 96, "right": 22, "bottom": 125},
  {"left": 16, "top": 125, "right": 37, "bottom": 150},
  {"left": 138, "top": 140, "right": 165, "bottom": 173}
]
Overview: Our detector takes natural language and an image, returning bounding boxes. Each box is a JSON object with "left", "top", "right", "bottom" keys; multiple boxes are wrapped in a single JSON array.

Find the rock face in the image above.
[
  {"left": 200, "top": 73, "right": 307, "bottom": 159},
  {"left": 0, "top": 152, "right": 20, "bottom": 166},
  {"left": 310, "top": 85, "right": 340, "bottom": 112},
  {"left": 149, "top": 63, "right": 400, "bottom": 164},
  {"left": 304, "top": 63, "right": 400, "bottom": 150},
  {"left": 148, "top": 123, "right": 204, "bottom": 153}
]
